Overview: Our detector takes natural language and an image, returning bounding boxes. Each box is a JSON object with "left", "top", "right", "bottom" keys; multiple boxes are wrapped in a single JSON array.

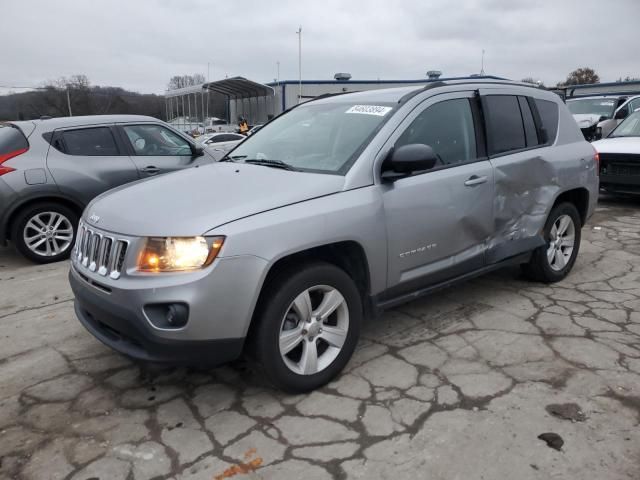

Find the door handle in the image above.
[
  {"left": 141, "top": 166, "right": 160, "bottom": 175},
  {"left": 464, "top": 175, "right": 488, "bottom": 186}
]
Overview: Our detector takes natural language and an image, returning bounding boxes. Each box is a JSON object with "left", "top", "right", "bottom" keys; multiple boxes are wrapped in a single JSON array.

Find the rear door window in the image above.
[
  {"left": 61, "top": 127, "right": 119, "bottom": 156},
  {"left": 533, "top": 99, "right": 559, "bottom": 144},
  {"left": 483, "top": 95, "right": 526, "bottom": 155}
]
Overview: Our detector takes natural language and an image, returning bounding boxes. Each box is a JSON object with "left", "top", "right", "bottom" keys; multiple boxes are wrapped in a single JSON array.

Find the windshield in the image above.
[
  {"left": 227, "top": 102, "right": 395, "bottom": 174},
  {"left": 610, "top": 111, "right": 640, "bottom": 137},
  {"left": 567, "top": 98, "right": 617, "bottom": 118}
]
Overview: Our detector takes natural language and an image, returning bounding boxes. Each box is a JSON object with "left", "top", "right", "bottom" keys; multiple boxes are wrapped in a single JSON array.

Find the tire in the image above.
[
  {"left": 11, "top": 202, "right": 78, "bottom": 264},
  {"left": 251, "top": 262, "right": 362, "bottom": 393},
  {"left": 522, "top": 202, "right": 581, "bottom": 283}
]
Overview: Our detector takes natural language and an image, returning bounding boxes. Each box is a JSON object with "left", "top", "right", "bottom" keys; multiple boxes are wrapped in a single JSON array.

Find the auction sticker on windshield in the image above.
[{"left": 346, "top": 105, "right": 393, "bottom": 116}]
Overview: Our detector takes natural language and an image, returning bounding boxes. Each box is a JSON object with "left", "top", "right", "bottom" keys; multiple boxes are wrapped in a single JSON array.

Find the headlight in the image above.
[{"left": 137, "top": 236, "right": 224, "bottom": 272}]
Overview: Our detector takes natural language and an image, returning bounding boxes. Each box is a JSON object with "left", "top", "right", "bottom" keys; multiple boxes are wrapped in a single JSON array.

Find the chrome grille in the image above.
[{"left": 75, "top": 222, "right": 128, "bottom": 279}]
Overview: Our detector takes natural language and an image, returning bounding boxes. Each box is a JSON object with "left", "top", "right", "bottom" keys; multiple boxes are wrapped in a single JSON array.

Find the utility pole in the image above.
[
  {"left": 296, "top": 26, "right": 302, "bottom": 103},
  {"left": 66, "top": 87, "right": 72, "bottom": 116}
]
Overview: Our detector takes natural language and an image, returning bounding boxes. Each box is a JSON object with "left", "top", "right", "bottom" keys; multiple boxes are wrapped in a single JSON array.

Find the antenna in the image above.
[{"left": 480, "top": 49, "right": 485, "bottom": 76}]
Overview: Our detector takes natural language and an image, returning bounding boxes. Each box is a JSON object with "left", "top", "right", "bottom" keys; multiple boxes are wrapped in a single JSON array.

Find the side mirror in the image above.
[
  {"left": 192, "top": 145, "right": 204, "bottom": 157},
  {"left": 614, "top": 108, "right": 628, "bottom": 120},
  {"left": 385, "top": 144, "right": 438, "bottom": 177}
]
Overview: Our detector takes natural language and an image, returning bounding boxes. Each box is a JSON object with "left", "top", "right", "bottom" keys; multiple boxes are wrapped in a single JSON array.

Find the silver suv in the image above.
[
  {"left": 70, "top": 80, "right": 599, "bottom": 392},
  {"left": 0, "top": 115, "right": 215, "bottom": 263}
]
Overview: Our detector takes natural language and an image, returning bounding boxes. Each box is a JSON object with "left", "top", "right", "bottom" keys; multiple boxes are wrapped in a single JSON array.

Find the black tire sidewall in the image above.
[
  {"left": 538, "top": 203, "right": 582, "bottom": 282},
  {"left": 12, "top": 203, "right": 78, "bottom": 263},
  {"left": 254, "top": 262, "right": 362, "bottom": 393}
]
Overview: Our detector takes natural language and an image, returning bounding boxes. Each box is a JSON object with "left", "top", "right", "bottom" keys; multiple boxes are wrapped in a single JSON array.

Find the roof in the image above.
[
  {"left": 309, "top": 78, "right": 542, "bottom": 104},
  {"left": 266, "top": 75, "right": 506, "bottom": 86},
  {"left": 8, "top": 115, "right": 158, "bottom": 130},
  {"left": 566, "top": 95, "right": 628, "bottom": 101},
  {"left": 202, "top": 77, "right": 274, "bottom": 99}
]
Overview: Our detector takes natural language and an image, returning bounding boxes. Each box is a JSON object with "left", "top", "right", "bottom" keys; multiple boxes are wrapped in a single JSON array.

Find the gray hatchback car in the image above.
[
  {"left": 0, "top": 115, "right": 215, "bottom": 263},
  {"left": 70, "top": 80, "right": 599, "bottom": 392}
]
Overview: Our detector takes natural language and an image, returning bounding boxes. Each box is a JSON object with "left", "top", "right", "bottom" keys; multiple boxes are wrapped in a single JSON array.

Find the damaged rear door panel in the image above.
[{"left": 479, "top": 89, "right": 598, "bottom": 264}]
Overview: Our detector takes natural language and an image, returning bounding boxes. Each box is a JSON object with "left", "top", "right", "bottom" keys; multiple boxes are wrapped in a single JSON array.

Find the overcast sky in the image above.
[{"left": 2, "top": 0, "right": 639, "bottom": 95}]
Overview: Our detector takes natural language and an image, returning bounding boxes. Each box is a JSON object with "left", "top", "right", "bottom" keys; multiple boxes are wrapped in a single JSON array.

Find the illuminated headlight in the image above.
[{"left": 137, "top": 236, "right": 224, "bottom": 272}]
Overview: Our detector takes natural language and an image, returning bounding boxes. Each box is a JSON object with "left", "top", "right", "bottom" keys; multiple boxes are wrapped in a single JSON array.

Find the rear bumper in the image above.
[{"left": 70, "top": 266, "right": 248, "bottom": 366}]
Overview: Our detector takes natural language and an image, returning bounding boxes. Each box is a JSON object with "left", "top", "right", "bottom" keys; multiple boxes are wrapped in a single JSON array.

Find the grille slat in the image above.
[{"left": 76, "top": 221, "right": 128, "bottom": 280}]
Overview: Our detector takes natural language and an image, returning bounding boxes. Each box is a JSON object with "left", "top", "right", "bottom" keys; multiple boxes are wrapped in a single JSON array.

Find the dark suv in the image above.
[{"left": 0, "top": 115, "right": 216, "bottom": 263}]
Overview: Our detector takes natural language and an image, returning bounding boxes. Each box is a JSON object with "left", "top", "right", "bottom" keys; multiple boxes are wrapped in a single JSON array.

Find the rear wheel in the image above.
[
  {"left": 12, "top": 203, "right": 78, "bottom": 263},
  {"left": 522, "top": 202, "right": 581, "bottom": 283},
  {"left": 251, "top": 262, "right": 362, "bottom": 392}
]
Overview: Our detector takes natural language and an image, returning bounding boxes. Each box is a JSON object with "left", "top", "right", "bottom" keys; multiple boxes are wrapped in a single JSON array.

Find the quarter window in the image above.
[
  {"left": 61, "top": 127, "right": 119, "bottom": 156},
  {"left": 395, "top": 98, "right": 477, "bottom": 166},
  {"left": 483, "top": 95, "right": 526, "bottom": 155},
  {"left": 123, "top": 125, "right": 192, "bottom": 156},
  {"left": 533, "top": 99, "right": 559, "bottom": 144}
]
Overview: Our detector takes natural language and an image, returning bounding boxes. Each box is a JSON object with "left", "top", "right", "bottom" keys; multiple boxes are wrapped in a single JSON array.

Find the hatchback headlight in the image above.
[{"left": 137, "top": 236, "right": 224, "bottom": 272}]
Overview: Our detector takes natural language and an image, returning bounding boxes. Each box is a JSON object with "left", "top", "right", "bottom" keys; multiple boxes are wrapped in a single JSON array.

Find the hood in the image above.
[
  {"left": 592, "top": 136, "right": 640, "bottom": 155},
  {"left": 573, "top": 114, "right": 603, "bottom": 129},
  {"left": 85, "top": 162, "right": 346, "bottom": 236}
]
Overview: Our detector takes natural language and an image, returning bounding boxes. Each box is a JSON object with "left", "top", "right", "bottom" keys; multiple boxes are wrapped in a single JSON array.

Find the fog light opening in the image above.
[{"left": 145, "top": 303, "right": 189, "bottom": 329}]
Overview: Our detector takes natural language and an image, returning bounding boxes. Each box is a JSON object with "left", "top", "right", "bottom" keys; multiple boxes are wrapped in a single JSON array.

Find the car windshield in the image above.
[
  {"left": 567, "top": 98, "right": 617, "bottom": 118},
  {"left": 227, "top": 102, "right": 395, "bottom": 174},
  {"left": 609, "top": 111, "right": 640, "bottom": 137}
]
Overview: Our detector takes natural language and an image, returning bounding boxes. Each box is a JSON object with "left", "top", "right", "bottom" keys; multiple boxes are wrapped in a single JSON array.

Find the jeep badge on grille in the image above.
[{"left": 89, "top": 213, "right": 100, "bottom": 224}]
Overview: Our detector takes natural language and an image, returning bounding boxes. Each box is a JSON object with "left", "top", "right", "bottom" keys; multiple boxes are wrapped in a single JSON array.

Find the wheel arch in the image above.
[
  {"left": 3, "top": 195, "right": 84, "bottom": 243},
  {"left": 552, "top": 187, "right": 589, "bottom": 227},
  {"left": 245, "top": 240, "right": 373, "bottom": 344}
]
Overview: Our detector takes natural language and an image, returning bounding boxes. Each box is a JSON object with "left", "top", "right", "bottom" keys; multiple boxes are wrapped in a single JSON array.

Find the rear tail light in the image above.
[
  {"left": 0, "top": 147, "right": 28, "bottom": 176},
  {"left": 593, "top": 147, "right": 600, "bottom": 176}
]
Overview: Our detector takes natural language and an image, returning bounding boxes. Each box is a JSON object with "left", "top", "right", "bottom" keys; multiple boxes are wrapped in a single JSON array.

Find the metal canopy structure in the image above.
[
  {"left": 164, "top": 77, "right": 275, "bottom": 130},
  {"left": 202, "top": 76, "right": 274, "bottom": 99}
]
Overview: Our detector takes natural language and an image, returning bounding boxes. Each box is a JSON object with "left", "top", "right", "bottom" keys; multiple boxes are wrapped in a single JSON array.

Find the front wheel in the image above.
[
  {"left": 251, "top": 262, "right": 362, "bottom": 393},
  {"left": 522, "top": 202, "right": 581, "bottom": 283},
  {"left": 12, "top": 203, "right": 78, "bottom": 264}
]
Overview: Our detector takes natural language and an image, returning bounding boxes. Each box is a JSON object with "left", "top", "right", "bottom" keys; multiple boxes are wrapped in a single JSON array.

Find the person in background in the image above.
[{"left": 238, "top": 117, "right": 249, "bottom": 135}]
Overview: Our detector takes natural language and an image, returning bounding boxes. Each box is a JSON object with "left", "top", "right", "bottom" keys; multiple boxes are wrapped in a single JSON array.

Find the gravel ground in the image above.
[{"left": 1, "top": 197, "right": 639, "bottom": 480}]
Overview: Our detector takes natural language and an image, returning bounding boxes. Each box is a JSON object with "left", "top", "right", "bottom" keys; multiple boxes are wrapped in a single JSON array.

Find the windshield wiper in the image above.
[
  {"left": 219, "top": 154, "right": 247, "bottom": 162},
  {"left": 244, "top": 159, "right": 298, "bottom": 171}
]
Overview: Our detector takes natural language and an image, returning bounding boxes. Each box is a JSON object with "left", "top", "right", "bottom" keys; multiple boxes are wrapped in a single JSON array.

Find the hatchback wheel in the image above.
[
  {"left": 522, "top": 202, "right": 581, "bottom": 283},
  {"left": 252, "top": 262, "right": 362, "bottom": 392},
  {"left": 12, "top": 203, "right": 78, "bottom": 263}
]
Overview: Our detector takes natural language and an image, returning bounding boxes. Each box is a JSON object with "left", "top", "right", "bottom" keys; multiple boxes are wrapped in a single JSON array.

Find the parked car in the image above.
[
  {"left": 70, "top": 80, "right": 598, "bottom": 392},
  {"left": 567, "top": 95, "right": 640, "bottom": 141},
  {"left": 593, "top": 110, "right": 640, "bottom": 195},
  {"left": 0, "top": 115, "right": 218, "bottom": 263},
  {"left": 196, "top": 132, "right": 245, "bottom": 146}
]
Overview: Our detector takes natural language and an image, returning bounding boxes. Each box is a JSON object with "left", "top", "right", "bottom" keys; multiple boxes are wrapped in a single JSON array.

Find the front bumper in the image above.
[{"left": 69, "top": 253, "right": 268, "bottom": 366}]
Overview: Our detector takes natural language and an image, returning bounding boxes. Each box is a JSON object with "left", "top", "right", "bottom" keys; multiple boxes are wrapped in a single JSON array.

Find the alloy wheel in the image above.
[
  {"left": 23, "top": 211, "right": 74, "bottom": 257},
  {"left": 547, "top": 214, "right": 575, "bottom": 272},
  {"left": 278, "top": 285, "right": 350, "bottom": 375}
]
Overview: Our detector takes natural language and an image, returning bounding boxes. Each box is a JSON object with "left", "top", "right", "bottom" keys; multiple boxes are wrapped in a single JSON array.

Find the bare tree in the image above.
[
  {"left": 616, "top": 76, "right": 640, "bottom": 82},
  {"left": 167, "top": 74, "right": 206, "bottom": 91},
  {"left": 560, "top": 68, "right": 600, "bottom": 86}
]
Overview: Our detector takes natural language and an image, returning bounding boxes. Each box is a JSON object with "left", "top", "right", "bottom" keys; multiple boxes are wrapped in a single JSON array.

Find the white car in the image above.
[
  {"left": 196, "top": 132, "right": 245, "bottom": 146},
  {"left": 592, "top": 110, "right": 640, "bottom": 195},
  {"left": 568, "top": 95, "right": 640, "bottom": 141}
]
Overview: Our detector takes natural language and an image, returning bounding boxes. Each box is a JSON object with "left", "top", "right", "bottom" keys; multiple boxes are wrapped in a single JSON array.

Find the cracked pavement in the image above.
[{"left": 1, "top": 197, "right": 640, "bottom": 479}]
